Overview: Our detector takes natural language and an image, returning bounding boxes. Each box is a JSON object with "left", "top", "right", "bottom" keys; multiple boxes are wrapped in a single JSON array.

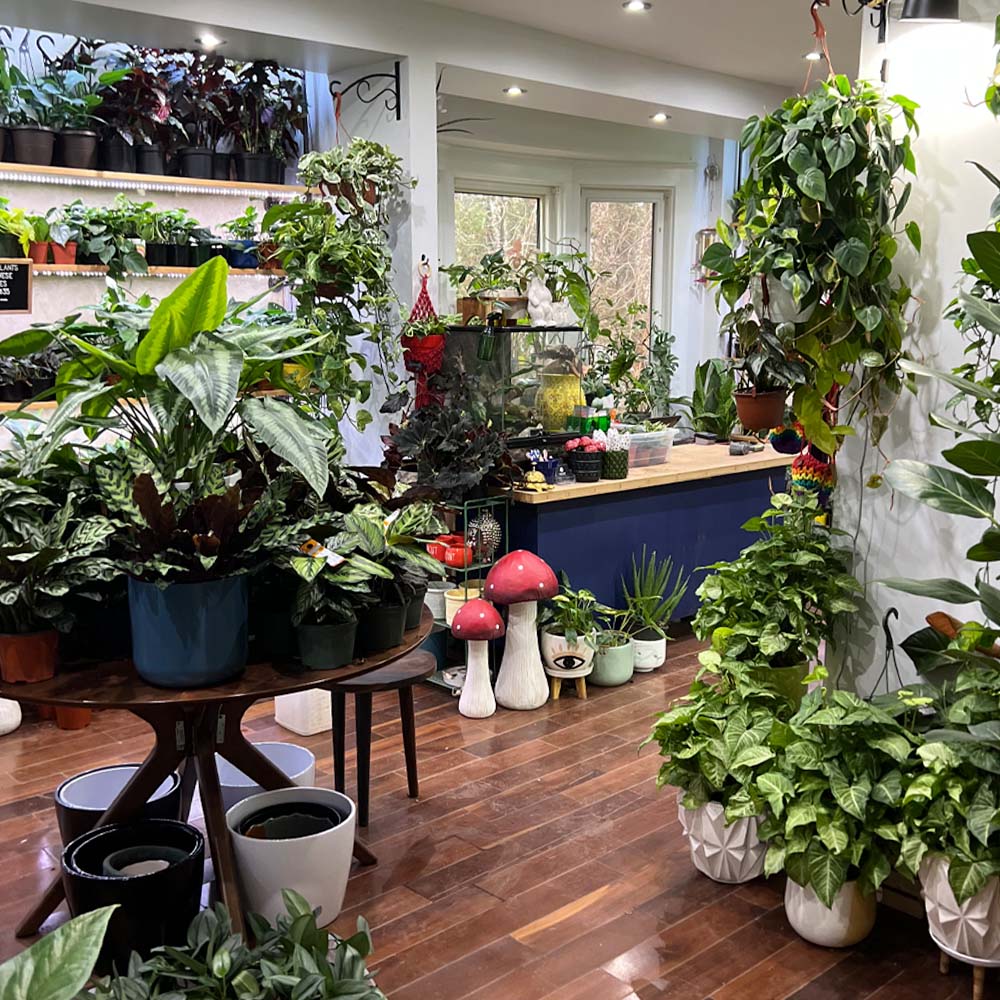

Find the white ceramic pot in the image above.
[
  {"left": 227, "top": 786, "right": 356, "bottom": 924},
  {"left": 750, "top": 273, "right": 816, "bottom": 325},
  {"left": 274, "top": 690, "right": 331, "bottom": 736},
  {"left": 784, "top": 879, "right": 877, "bottom": 947},
  {"left": 920, "top": 855, "right": 1000, "bottom": 962},
  {"left": 632, "top": 632, "right": 667, "bottom": 673},
  {"left": 540, "top": 630, "right": 595, "bottom": 678},
  {"left": 679, "top": 797, "right": 766, "bottom": 884},
  {"left": 0, "top": 698, "right": 21, "bottom": 736},
  {"left": 445, "top": 587, "right": 480, "bottom": 626},
  {"left": 216, "top": 743, "right": 316, "bottom": 812},
  {"left": 425, "top": 581, "right": 451, "bottom": 621}
]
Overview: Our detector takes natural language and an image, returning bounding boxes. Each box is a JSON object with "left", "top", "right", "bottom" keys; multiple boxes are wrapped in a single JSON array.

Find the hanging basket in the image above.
[
  {"left": 401, "top": 333, "right": 446, "bottom": 376},
  {"left": 734, "top": 390, "right": 787, "bottom": 432}
]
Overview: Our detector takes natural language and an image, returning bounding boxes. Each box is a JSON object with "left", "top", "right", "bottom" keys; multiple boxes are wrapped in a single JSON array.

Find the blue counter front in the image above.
[{"left": 508, "top": 445, "right": 793, "bottom": 618}]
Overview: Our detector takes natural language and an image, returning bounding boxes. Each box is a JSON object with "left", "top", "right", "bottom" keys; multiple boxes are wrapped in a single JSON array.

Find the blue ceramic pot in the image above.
[
  {"left": 225, "top": 239, "right": 259, "bottom": 269},
  {"left": 128, "top": 577, "right": 248, "bottom": 688}
]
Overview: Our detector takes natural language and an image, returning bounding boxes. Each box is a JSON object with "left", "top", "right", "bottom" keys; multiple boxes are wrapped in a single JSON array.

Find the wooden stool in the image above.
[
  {"left": 330, "top": 650, "right": 436, "bottom": 827},
  {"left": 550, "top": 675, "right": 587, "bottom": 701},
  {"left": 939, "top": 949, "right": 992, "bottom": 1000}
]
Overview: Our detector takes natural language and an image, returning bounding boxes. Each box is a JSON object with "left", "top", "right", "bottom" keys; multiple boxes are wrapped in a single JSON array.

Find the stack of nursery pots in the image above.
[
  {"left": 226, "top": 786, "right": 356, "bottom": 924},
  {"left": 564, "top": 437, "right": 604, "bottom": 483},
  {"left": 62, "top": 819, "right": 204, "bottom": 974}
]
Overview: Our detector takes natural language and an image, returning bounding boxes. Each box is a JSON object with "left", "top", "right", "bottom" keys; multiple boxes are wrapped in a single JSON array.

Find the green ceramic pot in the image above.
[
  {"left": 590, "top": 636, "right": 634, "bottom": 686},
  {"left": 601, "top": 450, "right": 629, "bottom": 480},
  {"left": 751, "top": 662, "right": 811, "bottom": 706}
]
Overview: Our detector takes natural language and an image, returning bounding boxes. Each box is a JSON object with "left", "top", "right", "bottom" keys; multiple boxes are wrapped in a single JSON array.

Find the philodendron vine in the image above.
[{"left": 704, "top": 75, "right": 921, "bottom": 457}]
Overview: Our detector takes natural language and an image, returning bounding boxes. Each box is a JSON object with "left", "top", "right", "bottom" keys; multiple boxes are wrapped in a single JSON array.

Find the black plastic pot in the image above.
[
  {"left": 133, "top": 143, "right": 165, "bottom": 175},
  {"left": 212, "top": 151, "right": 231, "bottom": 181},
  {"left": 234, "top": 151, "right": 272, "bottom": 183},
  {"left": 171, "top": 245, "right": 194, "bottom": 268},
  {"left": 569, "top": 451, "right": 602, "bottom": 483},
  {"left": 355, "top": 603, "right": 406, "bottom": 656},
  {"left": 27, "top": 374, "right": 56, "bottom": 398},
  {"left": 144, "top": 243, "right": 170, "bottom": 267},
  {"left": 404, "top": 585, "right": 428, "bottom": 630},
  {"left": 59, "top": 129, "right": 99, "bottom": 170},
  {"left": 269, "top": 156, "right": 285, "bottom": 184},
  {"left": 63, "top": 819, "right": 203, "bottom": 975},
  {"left": 55, "top": 766, "right": 182, "bottom": 847},
  {"left": 10, "top": 125, "right": 56, "bottom": 166},
  {"left": 101, "top": 134, "right": 135, "bottom": 172},
  {"left": 0, "top": 128, "right": 5, "bottom": 162},
  {"left": 0, "top": 233, "right": 21, "bottom": 258},
  {"left": 297, "top": 618, "right": 358, "bottom": 670},
  {"left": 0, "top": 382, "right": 28, "bottom": 402},
  {"left": 177, "top": 146, "right": 213, "bottom": 179},
  {"left": 191, "top": 242, "right": 226, "bottom": 266}
]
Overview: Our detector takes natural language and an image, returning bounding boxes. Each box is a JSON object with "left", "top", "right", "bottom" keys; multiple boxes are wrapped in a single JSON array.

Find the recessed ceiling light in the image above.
[
  {"left": 650, "top": 112, "right": 671, "bottom": 123},
  {"left": 623, "top": 0, "right": 652, "bottom": 10},
  {"left": 503, "top": 86, "right": 526, "bottom": 97},
  {"left": 196, "top": 32, "right": 223, "bottom": 49}
]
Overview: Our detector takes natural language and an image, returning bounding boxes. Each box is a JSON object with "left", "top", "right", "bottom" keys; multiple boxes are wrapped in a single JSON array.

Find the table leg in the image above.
[
  {"left": 177, "top": 758, "right": 198, "bottom": 821},
  {"left": 331, "top": 691, "right": 346, "bottom": 793},
  {"left": 16, "top": 722, "right": 183, "bottom": 937},
  {"left": 398, "top": 686, "right": 419, "bottom": 800},
  {"left": 355, "top": 693, "right": 372, "bottom": 828}
]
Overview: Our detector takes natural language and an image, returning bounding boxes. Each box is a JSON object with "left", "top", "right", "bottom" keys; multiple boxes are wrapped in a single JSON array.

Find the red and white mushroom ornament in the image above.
[
  {"left": 452, "top": 599, "right": 505, "bottom": 719},
  {"left": 483, "top": 550, "right": 558, "bottom": 710}
]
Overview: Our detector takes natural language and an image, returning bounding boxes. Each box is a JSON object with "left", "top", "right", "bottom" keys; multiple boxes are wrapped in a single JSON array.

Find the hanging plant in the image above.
[{"left": 703, "top": 75, "right": 921, "bottom": 456}]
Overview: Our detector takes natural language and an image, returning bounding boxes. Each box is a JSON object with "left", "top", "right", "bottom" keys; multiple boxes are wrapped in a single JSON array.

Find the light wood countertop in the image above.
[{"left": 512, "top": 444, "right": 794, "bottom": 505}]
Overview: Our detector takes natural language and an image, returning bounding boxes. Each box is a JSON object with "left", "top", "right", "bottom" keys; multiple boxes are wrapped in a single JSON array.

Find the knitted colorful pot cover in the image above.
[
  {"left": 791, "top": 449, "right": 836, "bottom": 507},
  {"left": 769, "top": 422, "right": 806, "bottom": 456}
]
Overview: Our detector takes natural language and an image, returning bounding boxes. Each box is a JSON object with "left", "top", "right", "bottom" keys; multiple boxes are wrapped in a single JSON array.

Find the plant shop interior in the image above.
[{"left": 1, "top": 0, "right": 1000, "bottom": 997}]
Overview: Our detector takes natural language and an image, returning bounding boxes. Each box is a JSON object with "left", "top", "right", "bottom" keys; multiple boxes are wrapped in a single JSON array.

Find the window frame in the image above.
[{"left": 451, "top": 179, "right": 556, "bottom": 262}]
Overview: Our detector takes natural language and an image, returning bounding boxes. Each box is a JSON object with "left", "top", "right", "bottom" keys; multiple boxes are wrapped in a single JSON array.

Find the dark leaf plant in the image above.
[
  {"left": 641, "top": 651, "right": 793, "bottom": 822},
  {"left": 756, "top": 686, "right": 919, "bottom": 908}
]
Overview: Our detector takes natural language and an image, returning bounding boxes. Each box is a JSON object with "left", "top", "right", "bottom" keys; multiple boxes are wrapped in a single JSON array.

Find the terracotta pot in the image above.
[
  {"left": 734, "top": 390, "right": 787, "bottom": 432},
  {"left": 444, "top": 544, "right": 474, "bottom": 569},
  {"left": 320, "top": 179, "right": 376, "bottom": 207},
  {"left": 55, "top": 707, "right": 92, "bottom": 730},
  {"left": 0, "top": 630, "right": 59, "bottom": 683},
  {"left": 50, "top": 241, "right": 77, "bottom": 265},
  {"left": 28, "top": 242, "right": 50, "bottom": 265},
  {"left": 256, "top": 241, "right": 281, "bottom": 269}
]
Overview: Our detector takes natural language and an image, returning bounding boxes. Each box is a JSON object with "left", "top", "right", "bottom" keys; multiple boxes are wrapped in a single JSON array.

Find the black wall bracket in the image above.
[{"left": 330, "top": 60, "right": 402, "bottom": 122}]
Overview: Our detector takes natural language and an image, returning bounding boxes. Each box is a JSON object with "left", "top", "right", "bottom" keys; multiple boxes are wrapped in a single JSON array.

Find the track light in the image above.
[{"left": 900, "top": 0, "right": 960, "bottom": 21}]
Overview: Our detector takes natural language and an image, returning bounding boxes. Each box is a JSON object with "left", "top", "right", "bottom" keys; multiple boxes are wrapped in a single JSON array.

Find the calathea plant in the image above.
[{"left": 703, "top": 76, "right": 921, "bottom": 456}]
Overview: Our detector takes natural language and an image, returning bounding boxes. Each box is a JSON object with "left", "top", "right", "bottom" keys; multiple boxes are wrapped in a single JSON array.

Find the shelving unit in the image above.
[
  {"left": 31, "top": 263, "right": 287, "bottom": 279},
  {"left": 0, "top": 162, "right": 304, "bottom": 201}
]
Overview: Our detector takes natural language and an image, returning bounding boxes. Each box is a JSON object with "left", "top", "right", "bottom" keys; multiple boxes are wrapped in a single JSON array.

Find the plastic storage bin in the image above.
[{"left": 627, "top": 428, "right": 675, "bottom": 468}]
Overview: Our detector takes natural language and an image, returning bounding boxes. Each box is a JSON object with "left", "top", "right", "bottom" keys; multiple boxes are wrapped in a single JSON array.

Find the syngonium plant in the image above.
[{"left": 702, "top": 75, "right": 921, "bottom": 456}]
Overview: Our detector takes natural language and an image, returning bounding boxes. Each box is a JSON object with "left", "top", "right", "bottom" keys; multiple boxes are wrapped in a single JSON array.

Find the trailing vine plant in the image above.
[{"left": 703, "top": 75, "right": 921, "bottom": 459}]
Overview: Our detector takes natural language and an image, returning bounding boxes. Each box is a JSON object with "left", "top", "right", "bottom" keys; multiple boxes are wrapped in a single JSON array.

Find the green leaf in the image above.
[
  {"left": 901, "top": 359, "right": 1000, "bottom": 402},
  {"left": 949, "top": 858, "right": 996, "bottom": 904},
  {"left": 900, "top": 627, "right": 955, "bottom": 673},
  {"left": 968, "top": 230, "right": 1000, "bottom": 286},
  {"left": 829, "top": 768, "right": 871, "bottom": 821},
  {"left": 968, "top": 526, "right": 1000, "bottom": 562},
  {"left": 884, "top": 460, "right": 995, "bottom": 519},
  {"left": 960, "top": 290, "right": 1000, "bottom": 338},
  {"left": 833, "top": 238, "right": 870, "bottom": 278},
  {"left": 0, "top": 905, "right": 116, "bottom": 1000},
  {"left": 786, "top": 802, "right": 818, "bottom": 835},
  {"left": 822, "top": 133, "right": 856, "bottom": 174},
  {"left": 793, "top": 385, "right": 838, "bottom": 456},
  {"left": 797, "top": 167, "right": 828, "bottom": 203},
  {"left": 136, "top": 256, "right": 229, "bottom": 375},
  {"left": 155, "top": 339, "right": 243, "bottom": 434},
  {"left": 869, "top": 735, "right": 912, "bottom": 764},
  {"left": 739, "top": 116, "right": 762, "bottom": 149},
  {"left": 701, "top": 243, "right": 734, "bottom": 275},
  {"left": 969, "top": 784, "right": 997, "bottom": 848},
  {"left": 905, "top": 221, "right": 922, "bottom": 253},
  {"left": 871, "top": 769, "right": 903, "bottom": 805},
  {"left": 756, "top": 772, "right": 794, "bottom": 815},
  {"left": 878, "top": 577, "right": 978, "bottom": 604},
  {"left": 0, "top": 327, "right": 54, "bottom": 357},
  {"left": 239, "top": 397, "right": 331, "bottom": 497},
  {"left": 942, "top": 439, "right": 1000, "bottom": 477},
  {"left": 808, "top": 845, "right": 849, "bottom": 908},
  {"left": 730, "top": 745, "right": 775, "bottom": 770},
  {"left": 856, "top": 311, "right": 883, "bottom": 334},
  {"left": 816, "top": 811, "right": 850, "bottom": 853},
  {"left": 899, "top": 833, "right": 928, "bottom": 877}
]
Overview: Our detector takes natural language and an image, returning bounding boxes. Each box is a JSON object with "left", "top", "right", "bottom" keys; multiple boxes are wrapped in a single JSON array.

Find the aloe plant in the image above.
[{"left": 621, "top": 546, "right": 688, "bottom": 640}]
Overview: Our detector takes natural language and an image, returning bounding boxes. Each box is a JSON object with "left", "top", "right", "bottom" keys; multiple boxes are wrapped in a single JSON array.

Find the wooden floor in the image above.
[{"left": 0, "top": 637, "right": 973, "bottom": 999}]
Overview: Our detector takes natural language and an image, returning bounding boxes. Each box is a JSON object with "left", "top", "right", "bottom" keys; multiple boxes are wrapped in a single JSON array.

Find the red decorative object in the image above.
[
  {"left": 403, "top": 259, "right": 446, "bottom": 408},
  {"left": 444, "top": 543, "right": 474, "bottom": 569}
]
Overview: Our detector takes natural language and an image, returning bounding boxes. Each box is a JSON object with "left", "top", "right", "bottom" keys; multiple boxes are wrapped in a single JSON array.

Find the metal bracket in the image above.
[
  {"left": 174, "top": 720, "right": 186, "bottom": 752},
  {"left": 330, "top": 60, "right": 402, "bottom": 122},
  {"left": 216, "top": 713, "right": 226, "bottom": 745},
  {"left": 841, "top": 0, "right": 890, "bottom": 44}
]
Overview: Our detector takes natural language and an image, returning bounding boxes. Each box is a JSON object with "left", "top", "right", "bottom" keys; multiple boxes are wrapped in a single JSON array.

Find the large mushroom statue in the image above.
[
  {"left": 452, "top": 599, "right": 505, "bottom": 719},
  {"left": 484, "top": 550, "right": 558, "bottom": 710}
]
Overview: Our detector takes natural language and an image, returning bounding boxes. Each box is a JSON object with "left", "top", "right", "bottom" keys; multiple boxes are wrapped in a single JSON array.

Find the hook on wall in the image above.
[{"left": 329, "top": 60, "right": 402, "bottom": 122}]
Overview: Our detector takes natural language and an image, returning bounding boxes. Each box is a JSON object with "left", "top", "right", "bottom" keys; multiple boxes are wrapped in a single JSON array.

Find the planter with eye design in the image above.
[{"left": 540, "top": 630, "right": 595, "bottom": 679}]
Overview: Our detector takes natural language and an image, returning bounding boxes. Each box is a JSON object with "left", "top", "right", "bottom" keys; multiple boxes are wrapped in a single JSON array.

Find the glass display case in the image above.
[{"left": 443, "top": 324, "right": 590, "bottom": 447}]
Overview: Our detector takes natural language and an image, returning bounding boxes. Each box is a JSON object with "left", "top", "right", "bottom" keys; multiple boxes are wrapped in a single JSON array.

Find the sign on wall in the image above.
[{"left": 0, "top": 260, "right": 32, "bottom": 315}]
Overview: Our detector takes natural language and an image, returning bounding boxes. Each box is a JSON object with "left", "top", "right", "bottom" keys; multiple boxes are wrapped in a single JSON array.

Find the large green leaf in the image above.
[
  {"left": 948, "top": 858, "right": 998, "bottom": 904},
  {"left": 756, "top": 772, "right": 794, "bottom": 815},
  {"left": 829, "top": 767, "right": 871, "bottom": 820},
  {"left": 884, "top": 460, "right": 995, "bottom": 519},
  {"left": 823, "top": 133, "right": 857, "bottom": 174},
  {"left": 155, "top": 339, "right": 243, "bottom": 434},
  {"left": 136, "top": 257, "right": 229, "bottom": 375},
  {"left": 968, "top": 230, "right": 1000, "bottom": 287},
  {"left": 900, "top": 627, "right": 959, "bottom": 673},
  {"left": 960, "top": 289, "right": 1000, "bottom": 338},
  {"left": 968, "top": 784, "right": 997, "bottom": 848},
  {"left": 942, "top": 439, "right": 1000, "bottom": 477},
  {"left": 878, "top": 577, "right": 978, "bottom": 604},
  {"left": 901, "top": 359, "right": 1000, "bottom": 403},
  {"left": 797, "top": 168, "right": 827, "bottom": 202},
  {"left": 0, "top": 905, "right": 115, "bottom": 1000},
  {"left": 239, "top": 397, "right": 330, "bottom": 497},
  {"left": 807, "top": 844, "right": 849, "bottom": 908},
  {"left": 0, "top": 327, "right": 54, "bottom": 357},
  {"left": 833, "top": 238, "right": 870, "bottom": 278}
]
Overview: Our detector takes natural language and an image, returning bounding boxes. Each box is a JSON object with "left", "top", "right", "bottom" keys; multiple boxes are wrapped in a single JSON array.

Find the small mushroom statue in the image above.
[
  {"left": 452, "top": 599, "right": 505, "bottom": 719},
  {"left": 484, "top": 550, "right": 558, "bottom": 710}
]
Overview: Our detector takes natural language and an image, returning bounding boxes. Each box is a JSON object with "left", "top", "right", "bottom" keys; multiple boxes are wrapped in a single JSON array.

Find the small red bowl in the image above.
[
  {"left": 426, "top": 540, "right": 447, "bottom": 561},
  {"left": 444, "top": 544, "right": 474, "bottom": 569}
]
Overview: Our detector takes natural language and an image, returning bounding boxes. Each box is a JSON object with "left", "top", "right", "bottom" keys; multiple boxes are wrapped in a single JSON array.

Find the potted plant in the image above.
[
  {"left": 693, "top": 489, "right": 861, "bottom": 705},
  {"left": 681, "top": 358, "right": 738, "bottom": 443},
  {"left": 172, "top": 52, "right": 232, "bottom": 179},
  {"left": 221, "top": 205, "right": 260, "bottom": 268},
  {"left": 0, "top": 199, "right": 33, "bottom": 258},
  {"left": 564, "top": 434, "right": 604, "bottom": 483},
  {"left": 642, "top": 651, "right": 791, "bottom": 882},
  {"left": 65, "top": 197, "right": 148, "bottom": 278},
  {"left": 26, "top": 208, "right": 76, "bottom": 265},
  {"left": 441, "top": 250, "right": 531, "bottom": 324},
  {"left": 601, "top": 426, "right": 631, "bottom": 480},
  {"left": 756, "top": 685, "right": 917, "bottom": 947},
  {"left": 622, "top": 547, "right": 688, "bottom": 672},
  {"left": 590, "top": 608, "right": 635, "bottom": 687},
  {"left": 230, "top": 60, "right": 297, "bottom": 182},
  {"left": 538, "top": 573, "right": 602, "bottom": 682}
]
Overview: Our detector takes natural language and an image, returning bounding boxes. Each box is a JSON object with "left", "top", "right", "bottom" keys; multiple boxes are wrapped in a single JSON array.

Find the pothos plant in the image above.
[{"left": 703, "top": 75, "right": 921, "bottom": 457}]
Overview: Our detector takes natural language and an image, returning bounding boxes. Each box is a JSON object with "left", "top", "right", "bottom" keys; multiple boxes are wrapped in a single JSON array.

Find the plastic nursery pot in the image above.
[
  {"left": 0, "top": 234, "right": 22, "bottom": 258},
  {"left": 734, "top": 390, "right": 787, "bottom": 432},
  {"left": 28, "top": 241, "right": 50, "bottom": 265},
  {"left": 405, "top": 584, "right": 429, "bottom": 630},
  {"left": 133, "top": 143, "right": 165, "bottom": 175},
  {"left": 225, "top": 239, "right": 259, "bottom": 269},
  {"left": 62, "top": 819, "right": 204, "bottom": 975},
  {"left": 632, "top": 627, "right": 667, "bottom": 672},
  {"left": 50, "top": 241, "right": 77, "bottom": 265},
  {"left": 0, "top": 630, "right": 58, "bottom": 683},
  {"left": 750, "top": 661, "right": 811, "bottom": 707},
  {"left": 784, "top": 879, "right": 876, "bottom": 948},
  {"left": 100, "top": 134, "right": 135, "bottom": 172},
  {"left": 215, "top": 742, "right": 316, "bottom": 812},
  {"left": 127, "top": 576, "right": 249, "bottom": 688},
  {"left": 444, "top": 543, "right": 474, "bottom": 569},
  {"left": 177, "top": 146, "right": 213, "bottom": 179},
  {"left": 58, "top": 129, "right": 99, "bottom": 170},
  {"left": 569, "top": 451, "right": 602, "bottom": 484},
  {"left": 296, "top": 618, "right": 358, "bottom": 671},
  {"left": 590, "top": 635, "right": 634, "bottom": 687},
  {"left": 354, "top": 603, "right": 407, "bottom": 656},
  {"left": 233, "top": 151, "right": 272, "bottom": 183},
  {"left": 143, "top": 243, "right": 169, "bottom": 267},
  {"left": 55, "top": 707, "right": 92, "bottom": 731},
  {"left": 10, "top": 125, "right": 56, "bottom": 166},
  {"left": 212, "top": 151, "right": 231, "bottom": 181},
  {"left": 269, "top": 156, "right": 286, "bottom": 184},
  {"left": 227, "top": 786, "right": 356, "bottom": 924},
  {"left": 55, "top": 765, "right": 182, "bottom": 848},
  {"left": 601, "top": 450, "right": 629, "bottom": 480}
]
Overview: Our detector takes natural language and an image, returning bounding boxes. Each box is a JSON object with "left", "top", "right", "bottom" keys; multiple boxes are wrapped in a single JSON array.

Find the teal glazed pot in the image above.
[{"left": 590, "top": 638, "right": 635, "bottom": 686}]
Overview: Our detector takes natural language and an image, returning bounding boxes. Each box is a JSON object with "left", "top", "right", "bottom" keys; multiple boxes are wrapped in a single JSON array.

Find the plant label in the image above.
[{"left": 0, "top": 260, "right": 32, "bottom": 315}]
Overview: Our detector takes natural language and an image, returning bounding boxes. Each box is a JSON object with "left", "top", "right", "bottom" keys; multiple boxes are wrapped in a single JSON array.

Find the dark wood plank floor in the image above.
[{"left": 0, "top": 637, "right": 974, "bottom": 998}]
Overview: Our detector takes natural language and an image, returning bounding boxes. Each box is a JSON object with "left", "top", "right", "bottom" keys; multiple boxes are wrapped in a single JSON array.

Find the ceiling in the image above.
[{"left": 426, "top": 0, "right": 864, "bottom": 91}]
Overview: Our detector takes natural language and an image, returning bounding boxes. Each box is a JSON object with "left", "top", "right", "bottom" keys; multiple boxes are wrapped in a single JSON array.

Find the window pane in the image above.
[
  {"left": 454, "top": 192, "right": 540, "bottom": 272},
  {"left": 587, "top": 199, "right": 654, "bottom": 332}
]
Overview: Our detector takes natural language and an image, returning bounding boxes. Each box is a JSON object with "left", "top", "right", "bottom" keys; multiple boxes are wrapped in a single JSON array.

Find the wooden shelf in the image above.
[
  {"left": 0, "top": 161, "right": 303, "bottom": 199},
  {"left": 32, "top": 264, "right": 286, "bottom": 279},
  {"left": 511, "top": 445, "right": 794, "bottom": 505}
]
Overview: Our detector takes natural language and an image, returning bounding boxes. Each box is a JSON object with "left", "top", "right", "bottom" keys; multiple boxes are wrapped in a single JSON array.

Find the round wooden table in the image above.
[{"left": 0, "top": 609, "right": 433, "bottom": 939}]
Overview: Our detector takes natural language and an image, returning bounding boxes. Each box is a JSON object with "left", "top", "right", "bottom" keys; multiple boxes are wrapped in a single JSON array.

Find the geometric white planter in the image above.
[
  {"left": 921, "top": 855, "right": 1000, "bottom": 963},
  {"left": 226, "top": 786, "right": 356, "bottom": 924},
  {"left": 784, "top": 879, "right": 877, "bottom": 947},
  {"left": 540, "top": 630, "right": 595, "bottom": 678},
  {"left": 632, "top": 634, "right": 666, "bottom": 673},
  {"left": 678, "top": 796, "right": 767, "bottom": 884}
]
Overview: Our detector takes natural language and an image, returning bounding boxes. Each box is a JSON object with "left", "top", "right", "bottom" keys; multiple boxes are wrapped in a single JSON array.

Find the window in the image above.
[{"left": 453, "top": 191, "right": 541, "bottom": 270}]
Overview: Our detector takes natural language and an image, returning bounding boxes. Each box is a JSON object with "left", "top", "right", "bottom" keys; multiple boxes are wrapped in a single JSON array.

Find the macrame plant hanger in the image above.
[{"left": 402, "top": 257, "right": 446, "bottom": 408}]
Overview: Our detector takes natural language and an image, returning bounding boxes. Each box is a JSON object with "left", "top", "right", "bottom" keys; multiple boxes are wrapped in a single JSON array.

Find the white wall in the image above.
[{"left": 837, "top": 4, "right": 999, "bottom": 691}]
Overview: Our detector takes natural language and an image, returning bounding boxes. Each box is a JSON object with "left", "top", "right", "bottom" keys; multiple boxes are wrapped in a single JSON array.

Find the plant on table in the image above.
[
  {"left": 221, "top": 205, "right": 260, "bottom": 241},
  {"left": 7, "top": 65, "right": 128, "bottom": 132},
  {"left": 525, "top": 243, "right": 608, "bottom": 340},
  {"left": 702, "top": 76, "right": 921, "bottom": 456},
  {"left": 682, "top": 358, "right": 738, "bottom": 440},
  {"left": 61, "top": 198, "right": 149, "bottom": 279},
  {"left": 441, "top": 250, "right": 531, "bottom": 313}
]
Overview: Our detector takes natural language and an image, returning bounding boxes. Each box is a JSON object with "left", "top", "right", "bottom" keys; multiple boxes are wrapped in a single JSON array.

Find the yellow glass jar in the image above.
[{"left": 538, "top": 373, "right": 584, "bottom": 432}]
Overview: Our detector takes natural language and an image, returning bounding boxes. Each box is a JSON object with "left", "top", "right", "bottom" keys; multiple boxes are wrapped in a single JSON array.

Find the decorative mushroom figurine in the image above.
[
  {"left": 484, "top": 550, "right": 558, "bottom": 710},
  {"left": 452, "top": 599, "right": 505, "bottom": 719}
]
